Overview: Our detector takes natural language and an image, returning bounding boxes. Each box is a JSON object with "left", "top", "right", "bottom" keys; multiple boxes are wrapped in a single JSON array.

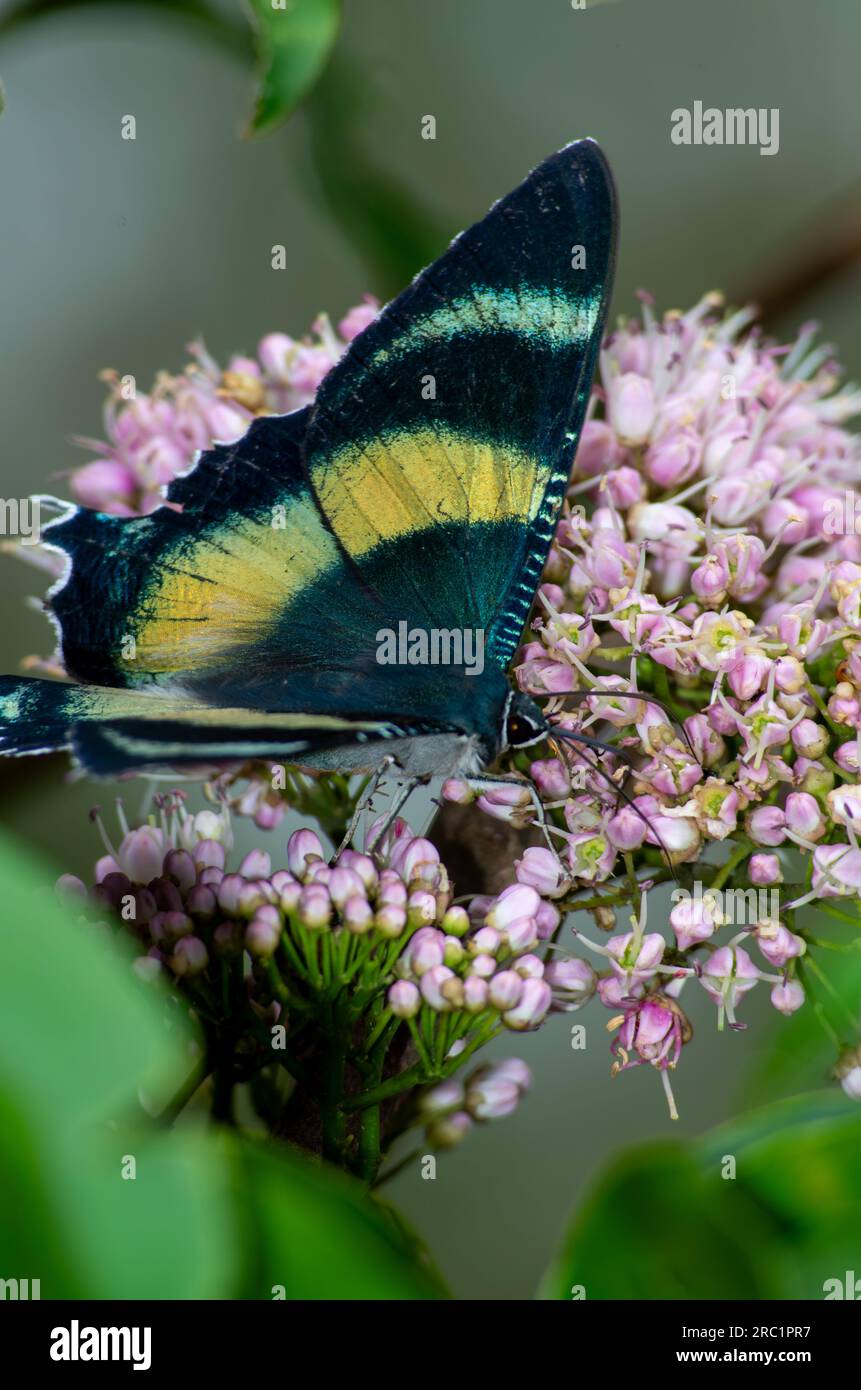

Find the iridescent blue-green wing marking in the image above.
[{"left": 304, "top": 137, "right": 617, "bottom": 671}]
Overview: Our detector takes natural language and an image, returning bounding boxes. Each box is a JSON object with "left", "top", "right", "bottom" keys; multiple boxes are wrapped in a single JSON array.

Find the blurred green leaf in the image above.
[
  {"left": 245, "top": 0, "right": 341, "bottom": 137},
  {"left": 538, "top": 1142, "right": 771, "bottom": 1300},
  {"left": 0, "top": 0, "right": 251, "bottom": 59},
  {"left": 0, "top": 832, "right": 444, "bottom": 1298},
  {"left": 742, "top": 907, "right": 861, "bottom": 1107},
  {"left": 540, "top": 1090, "right": 861, "bottom": 1300},
  {"left": 305, "top": 55, "right": 447, "bottom": 298},
  {"left": 230, "top": 1140, "right": 449, "bottom": 1299},
  {"left": 0, "top": 829, "right": 233, "bottom": 1296}
]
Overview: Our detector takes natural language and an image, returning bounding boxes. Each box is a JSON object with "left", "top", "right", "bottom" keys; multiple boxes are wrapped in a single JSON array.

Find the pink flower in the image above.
[
  {"left": 700, "top": 946, "right": 761, "bottom": 1027},
  {"left": 515, "top": 846, "right": 569, "bottom": 897}
]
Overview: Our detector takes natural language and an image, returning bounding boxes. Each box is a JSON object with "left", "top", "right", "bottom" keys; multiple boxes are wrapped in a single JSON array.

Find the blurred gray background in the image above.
[{"left": 1, "top": 0, "right": 859, "bottom": 1298}]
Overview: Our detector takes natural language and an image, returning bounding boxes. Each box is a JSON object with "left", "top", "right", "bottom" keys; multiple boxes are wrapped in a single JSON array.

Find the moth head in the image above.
[{"left": 499, "top": 690, "right": 549, "bottom": 755}]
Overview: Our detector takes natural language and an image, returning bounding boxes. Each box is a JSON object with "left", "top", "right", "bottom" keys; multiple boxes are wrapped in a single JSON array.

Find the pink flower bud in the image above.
[
  {"left": 755, "top": 921, "right": 805, "bottom": 968},
  {"left": 544, "top": 957, "right": 597, "bottom": 1009},
  {"left": 336, "top": 850, "right": 378, "bottom": 892},
  {"left": 791, "top": 718, "right": 828, "bottom": 759},
  {"left": 774, "top": 655, "right": 806, "bottom": 695},
  {"left": 605, "top": 465, "right": 645, "bottom": 508},
  {"left": 441, "top": 777, "right": 476, "bottom": 805},
  {"left": 476, "top": 783, "right": 535, "bottom": 825},
  {"left": 488, "top": 970, "right": 525, "bottom": 1011},
  {"left": 645, "top": 427, "right": 702, "bottom": 488},
  {"left": 502, "top": 977, "right": 552, "bottom": 1030},
  {"left": 529, "top": 758, "right": 571, "bottom": 799},
  {"left": 463, "top": 975, "right": 489, "bottom": 1012},
  {"left": 727, "top": 649, "right": 770, "bottom": 701},
  {"left": 344, "top": 895, "right": 374, "bottom": 934},
  {"left": 574, "top": 419, "right": 626, "bottom": 477},
  {"left": 245, "top": 914, "right": 281, "bottom": 958},
  {"left": 237, "top": 847, "right": 271, "bottom": 881},
  {"left": 503, "top": 916, "right": 540, "bottom": 954},
  {"left": 163, "top": 848, "right": 196, "bottom": 894},
  {"left": 785, "top": 791, "right": 826, "bottom": 841},
  {"left": 297, "top": 884, "right": 332, "bottom": 929},
  {"left": 746, "top": 805, "right": 786, "bottom": 846},
  {"left": 487, "top": 1057, "right": 532, "bottom": 1091},
  {"left": 486, "top": 883, "right": 541, "bottom": 931},
  {"left": 388, "top": 979, "right": 421, "bottom": 1018},
  {"left": 328, "top": 866, "right": 365, "bottom": 908},
  {"left": 410, "top": 934, "right": 446, "bottom": 976},
  {"left": 419, "top": 1079, "right": 464, "bottom": 1116},
  {"left": 606, "top": 804, "right": 648, "bottom": 851},
  {"left": 426, "top": 1111, "right": 473, "bottom": 1148},
  {"left": 465, "top": 1075, "right": 521, "bottom": 1120},
  {"left": 669, "top": 893, "right": 721, "bottom": 950},
  {"left": 389, "top": 836, "right": 441, "bottom": 885},
  {"left": 770, "top": 980, "right": 805, "bottom": 1015},
  {"left": 749, "top": 852, "right": 783, "bottom": 886},
  {"left": 515, "top": 846, "right": 568, "bottom": 897},
  {"left": 835, "top": 1048, "right": 861, "bottom": 1101},
  {"left": 118, "top": 827, "right": 165, "bottom": 883},
  {"left": 287, "top": 829, "right": 324, "bottom": 880},
  {"left": 70, "top": 458, "right": 138, "bottom": 511},
  {"left": 514, "top": 954, "right": 545, "bottom": 979},
  {"left": 375, "top": 903, "right": 407, "bottom": 937},
  {"left": 420, "top": 964, "right": 457, "bottom": 1011},
  {"left": 691, "top": 553, "right": 729, "bottom": 605},
  {"left": 535, "top": 900, "right": 561, "bottom": 940},
  {"left": 469, "top": 952, "right": 497, "bottom": 979},
  {"left": 407, "top": 890, "right": 438, "bottom": 928},
  {"left": 607, "top": 372, "right": 656, "bottom": 444},
  {"left": 338, "top": 296, "right": 379, "bottom": 342},
  {"left": 438, "top": 905, "right": 467, "bottom": 938},
  {"left": 170, "top": 935, "right": 208, "bottom": 977},
  {"left": 687, "top": 717, "right": 728, "bottom": 772}
]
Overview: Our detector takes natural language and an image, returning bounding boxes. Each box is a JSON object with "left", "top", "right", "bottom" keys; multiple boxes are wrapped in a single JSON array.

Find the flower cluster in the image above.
[
  {"left": 508, "top": 294, "right": 861, "bottom": 871},
  {"left": 65, "top": 299, "right": 378, "bottom": 516},
  {"left": 442, "top": 292, "right": 861, "bottom": 1108},
  {"left": 60, "top": 797, "right": 604, "bottom": 1165}
]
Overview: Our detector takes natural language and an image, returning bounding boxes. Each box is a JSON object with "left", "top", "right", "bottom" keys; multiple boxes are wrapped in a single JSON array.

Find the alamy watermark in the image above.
[
  {"left": 824, "top": 490, "right": 861, "bottom": 536},
  {"left": 376, "top": 622, "right": 485, "bottom": 677},
  {"left": 671, "top": 879, "right": 780, "bottom": 926},
  {"left": 0, "top": 497, "right": 41, "bottom": 545},
  {"left": 671, "top": 102, "right": 779, "bottom": 157}
]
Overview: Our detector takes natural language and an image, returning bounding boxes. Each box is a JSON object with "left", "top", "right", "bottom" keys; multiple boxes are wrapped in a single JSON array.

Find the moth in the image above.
[{"left": 0, "top": 140, "right": 617, "bottom": 786}]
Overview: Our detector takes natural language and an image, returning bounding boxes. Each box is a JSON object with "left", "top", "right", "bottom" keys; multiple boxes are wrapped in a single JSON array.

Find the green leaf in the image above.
[
  {"left": 538, "top": 1142, "right": 772, "bottom": 1300},
  {"left": 230, "top": 1138, "right": 449, "bottom": 1299},
  {"left": 0, "top": 831, "right": 445, "bottom": 1298},
  {"left": 0, "top": 830, "right": 234, "bottom": 1296},
  {"left": 742, "top": 908, "right": 861, "bottom": 1107},
  {"left": 540, "top": 1091, "right": 861, "bottom": 1300},
  {"left": 245, "top": 0, "right": 342, "bottom": 137}
]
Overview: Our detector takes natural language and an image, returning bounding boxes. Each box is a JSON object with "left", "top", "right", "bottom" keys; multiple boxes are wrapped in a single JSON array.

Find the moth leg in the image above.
[
  {"left": 364, "top": 772, "right": 432, "bottom": 854},
  {"left": 335, "top": 755, "right": 398, "bottom": 858},
  {"left": 457, "top": 771, "right": 555, "bottom": 852}
]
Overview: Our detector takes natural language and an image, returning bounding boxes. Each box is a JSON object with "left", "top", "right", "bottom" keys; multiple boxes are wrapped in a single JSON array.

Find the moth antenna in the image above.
[{"left": 556, "top": 687, "right": 701, "bottom": 764}]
